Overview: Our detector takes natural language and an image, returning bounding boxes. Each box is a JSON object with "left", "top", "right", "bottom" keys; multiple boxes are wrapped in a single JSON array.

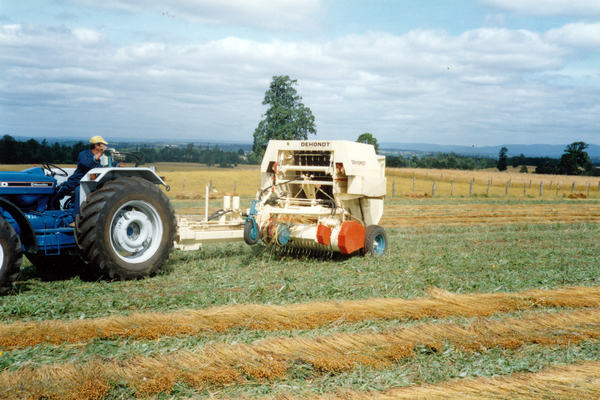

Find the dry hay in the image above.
[
  {"left": 3, "top": 286, "right": 600, "bottom": 350},
  {"left": 3, "top": 308, "right": 600, "bottom": 399},
  {"left": 161, "top": 169, "right": 260, "bottom": 199},
  {"left": 274, "top": 361, "right": 600, "bottom": 400},
  {"left": 381, "top": 203, "right": 600, "bottom": 227},
  {"left": 174, "top": 190, "right": 238, "bottom": 200},
  {"left": 568, "top": 192, "right": 588, "bottom": 199},
  {"left": 402, "top": 193, "right": 431, "bottom": 199}
]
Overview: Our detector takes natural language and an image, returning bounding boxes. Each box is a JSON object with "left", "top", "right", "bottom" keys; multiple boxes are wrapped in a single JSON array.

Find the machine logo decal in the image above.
[{"left": 301, "top": 142, "right": 331, "bottom": 148}]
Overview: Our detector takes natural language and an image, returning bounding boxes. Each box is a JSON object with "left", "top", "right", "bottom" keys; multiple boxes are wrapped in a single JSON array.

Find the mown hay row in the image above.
[
  {"left": 381, "top": 203, "right": 600, "bottom": 227},
  {"left": 3, "top": 286, "right": 600, "bottom": 349},
  {"left": 275, "top": 361, "right": 600, "bottom": 400},
  {"left": 2, "top": 308, "right": 600, "bottom": 399}
]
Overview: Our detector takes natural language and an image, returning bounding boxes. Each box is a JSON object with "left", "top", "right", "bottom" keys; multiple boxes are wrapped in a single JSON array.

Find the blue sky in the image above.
[{"left": 1, "top": 0, "right": 599, "bottom": 147}]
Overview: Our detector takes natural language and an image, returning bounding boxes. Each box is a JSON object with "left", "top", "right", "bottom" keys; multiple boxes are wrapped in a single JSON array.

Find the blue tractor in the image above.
[{"left": 0, "top": 157, "right": 177, "bottom": 294}]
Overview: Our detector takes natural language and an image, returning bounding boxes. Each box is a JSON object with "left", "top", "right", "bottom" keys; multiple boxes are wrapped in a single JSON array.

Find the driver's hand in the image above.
[{"left": 118, "top": 162, "right": 126, "bottom": 167}]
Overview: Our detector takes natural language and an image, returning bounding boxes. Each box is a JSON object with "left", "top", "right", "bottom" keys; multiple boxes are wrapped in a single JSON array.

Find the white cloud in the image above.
[
  {"left": 1, "top": 23, "right": 599, "bottom": 145},
  {"left": 483, "top": 0, "right": 600, "bottom": 17},
  {"left": 64, "top": 0, "right": 324, "bottom": 31},
  {"left": 545, "top": 22, "right": 600, "bottom": 50}
]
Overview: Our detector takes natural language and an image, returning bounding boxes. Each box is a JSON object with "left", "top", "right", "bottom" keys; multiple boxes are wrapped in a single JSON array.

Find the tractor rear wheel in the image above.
[
  {"left": 362, "top": 225, "right": 388, "bottom": 257},
  {"left": 76, "top": 177, "right": 176, "bottom": 280},
  {"left": 0, "top": 216, "right": 22, "bottom": 294}
]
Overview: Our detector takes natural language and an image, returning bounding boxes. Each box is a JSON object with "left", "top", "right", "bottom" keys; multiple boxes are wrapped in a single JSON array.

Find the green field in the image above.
[{"left": 1, "top": 167, "right": 600, "bottom": 399}]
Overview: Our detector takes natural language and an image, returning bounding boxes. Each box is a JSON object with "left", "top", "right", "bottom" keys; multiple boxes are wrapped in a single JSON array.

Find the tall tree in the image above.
[
  {"left": 497, "top": 147, "right": 508, "bottom": 172},
  {"left": 252, "top": 75, "right": 316, "bottom": 162},
  {"left": 557, "top": 142, "right": 592, "bottom": 175},
  {"left": 356, "top": 133, "right": 379, "bottom": 154}
]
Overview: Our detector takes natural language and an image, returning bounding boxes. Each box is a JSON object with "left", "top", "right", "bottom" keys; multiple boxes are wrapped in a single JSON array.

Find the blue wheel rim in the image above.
[{"left": 373, "top": 233, "right": 386, "bottom": 255}]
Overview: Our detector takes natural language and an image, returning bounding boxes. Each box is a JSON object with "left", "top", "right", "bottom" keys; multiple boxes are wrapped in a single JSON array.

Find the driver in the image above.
[{"left": 52, "top": 136, "right": 125, "bottom": 208}]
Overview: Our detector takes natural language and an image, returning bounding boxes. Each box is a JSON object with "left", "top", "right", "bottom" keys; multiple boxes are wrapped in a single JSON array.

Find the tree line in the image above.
[
  {"left": 0, "top": 135, "right": 247, "bottom": 168},
  {"left": 497, "top": 142, "right": 600, "bottom": 176},
  {"left": 387, "top": 152, "right": 497, "bottom": 170}
]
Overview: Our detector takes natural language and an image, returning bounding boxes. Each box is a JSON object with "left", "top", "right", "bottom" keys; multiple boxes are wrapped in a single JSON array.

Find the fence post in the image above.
[
  {"left": 529, "top": 179, "right": 532, "bottom": 188},
  {"left": 540, "top": 181, "right": 543, "bottom": 197},
  {"left": 392, "top": 180, "right": 396, "bottom": 196},
  {"left": 549, "top": 181, "right": 552, "bottom": 190},
  {"left": 571, "top": 181, "right": 575, "bottom": 194},
  {"left": 587, "top": 183, "right": 590, "bottom": 198},
  {"left": 506, "top": 181, "right": 509, "bottom": 195},
  {"left": 487, "top": 179, "right": 490, "bottom": 195},
  {"left": 432, "top": 181, "right": 436, "bottom": 197},
  {"left": 523, "top": 182, "right": 526, "bottom": 195},
  {"left": 183, "top": 177, "right": 186, "bottom": 193},
  {"left": 234, "top": 179, "right": 237, "bottom": 193},
  {"left": 412, "top": 177, "right": 416, "bottom": 193},
  {"left": 209, "top": 179, "right": 213, "bottom": 193},
  {"left": 469, "top": 180, "right": 474, "bottom": 196},
  {"left": 451, "top": 179, "right": 454, "bottom": 196}
]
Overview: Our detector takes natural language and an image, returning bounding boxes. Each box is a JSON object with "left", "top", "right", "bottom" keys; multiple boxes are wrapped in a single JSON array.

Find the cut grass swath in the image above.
[
  {"left": 381, "top": 203, "right": 600, "bottom": 227},
  {"left": 274, "top": 360, "right": 600, "bottom": 400},
  {"left": 3, "top": 286, "right": 600, "bottom": 349},
  {"left": 3, "top": 308, "right": 600, "bottom": 399}
]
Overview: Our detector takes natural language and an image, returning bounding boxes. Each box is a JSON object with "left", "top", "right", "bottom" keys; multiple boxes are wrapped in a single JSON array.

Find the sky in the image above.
[{"left": 1, "top": 0, "right": 600, "bottom": 147}]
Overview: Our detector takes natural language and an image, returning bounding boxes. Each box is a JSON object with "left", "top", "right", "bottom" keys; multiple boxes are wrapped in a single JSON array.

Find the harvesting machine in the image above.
[
  {"left": 242, "top": 140, "right": 388, "bottom": 256},
  {"left": 175, "top": 141, "right": 387, "bottom": 256},
  {"left": 0, "top": 140, "right": 387, "bottom": 295}
]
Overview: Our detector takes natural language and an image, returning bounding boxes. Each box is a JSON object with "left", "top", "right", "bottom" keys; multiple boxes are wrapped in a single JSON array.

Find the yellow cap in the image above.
[{"left": 90, "top": 135, "right": 108, "bottom": 145}]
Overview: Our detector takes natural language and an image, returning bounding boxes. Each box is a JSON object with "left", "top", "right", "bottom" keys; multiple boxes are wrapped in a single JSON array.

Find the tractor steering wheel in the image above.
[{"left": 42, "top": 163, "right": 69, "bottom": 178}]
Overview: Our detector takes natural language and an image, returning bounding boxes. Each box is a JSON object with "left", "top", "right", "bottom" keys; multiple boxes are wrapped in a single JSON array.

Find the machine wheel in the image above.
[
  {"left": 244, "top": 220, "right": 259, "bottom": 245},
  {"left": 76, "top": 177, "right": 176, "bottom": 280},
  {"left": 0, "top": 217, "right": 22, "bottom": 295},
  {"left": 362, "top": 225, "right": 388, "bottom": 257}
]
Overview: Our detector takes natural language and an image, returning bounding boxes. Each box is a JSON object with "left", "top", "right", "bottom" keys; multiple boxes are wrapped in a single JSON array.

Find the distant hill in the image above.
[{"left": 379, "top": 143, "right": 600, "bottom": 159}]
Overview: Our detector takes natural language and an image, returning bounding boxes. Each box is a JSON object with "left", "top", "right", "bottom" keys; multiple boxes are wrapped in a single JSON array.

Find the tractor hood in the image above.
[{"left": 0, "top": 167, "right": 56, "bottom": 210}]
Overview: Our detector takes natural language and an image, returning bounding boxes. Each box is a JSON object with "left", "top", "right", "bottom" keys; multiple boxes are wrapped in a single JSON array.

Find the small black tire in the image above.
[
  {"left": 362, "top": 225, "right": 388, "bottom": 257},
  {"left": 76, "top": 176, "right": 176, "bottom": 280},
  {"left": 0, "top": 216, "right": 22, "bottom": 295},
  {"left": 244, "top": 220, "right": 259, "bottom": 246}
]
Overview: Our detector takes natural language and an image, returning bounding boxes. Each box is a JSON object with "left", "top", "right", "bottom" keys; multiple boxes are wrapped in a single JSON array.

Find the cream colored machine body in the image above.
[
  {"left": 174, "top": 140, "right": 388, "bottom": 256},
  {"left": 245, "top": 140, "right": 388, "bottom": 256}
]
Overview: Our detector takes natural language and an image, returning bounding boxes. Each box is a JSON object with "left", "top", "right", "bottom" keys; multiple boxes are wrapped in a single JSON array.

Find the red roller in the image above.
[{"left": 337, "top": 221, "right": 365, "bottom": 254}]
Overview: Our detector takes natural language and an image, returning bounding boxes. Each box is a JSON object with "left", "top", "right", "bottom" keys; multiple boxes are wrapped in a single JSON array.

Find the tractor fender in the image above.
[
  {"left": 0, "top": 197, "right": 38, "bottom": 253},
  {"left": 79, "top": 167, "right": 169, "bottom": 205}
]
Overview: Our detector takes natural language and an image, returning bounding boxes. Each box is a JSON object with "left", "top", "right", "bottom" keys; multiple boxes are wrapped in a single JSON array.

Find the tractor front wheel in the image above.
[
  {"left": 0, "top": 217, "right": 22, "bottom": 294},
  {"left": 76, "top": 177, "right": 176, "bottom": 280}
]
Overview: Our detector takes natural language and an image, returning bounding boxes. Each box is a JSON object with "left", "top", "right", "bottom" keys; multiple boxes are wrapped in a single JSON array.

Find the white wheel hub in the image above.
[
  {"left": 110, "top": 201, "right": 163, "bottom": 263},
  {"left": 0, "top": 243, "right": 4, "bottom": 270}
]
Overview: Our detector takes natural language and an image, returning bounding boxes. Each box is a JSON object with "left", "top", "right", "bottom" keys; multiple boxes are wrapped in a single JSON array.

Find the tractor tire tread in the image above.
[
  {"left": 0, "top": 217, "right": 22, "bottom": 295},
  {"left": 76, "top": 176, "right": 176, "bottom": 280}
]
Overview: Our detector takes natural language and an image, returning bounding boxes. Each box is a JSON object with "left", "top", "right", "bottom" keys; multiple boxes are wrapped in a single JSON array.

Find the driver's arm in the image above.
[{"left": 78, "top": 151, "right": 102, "bottom": 170}]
